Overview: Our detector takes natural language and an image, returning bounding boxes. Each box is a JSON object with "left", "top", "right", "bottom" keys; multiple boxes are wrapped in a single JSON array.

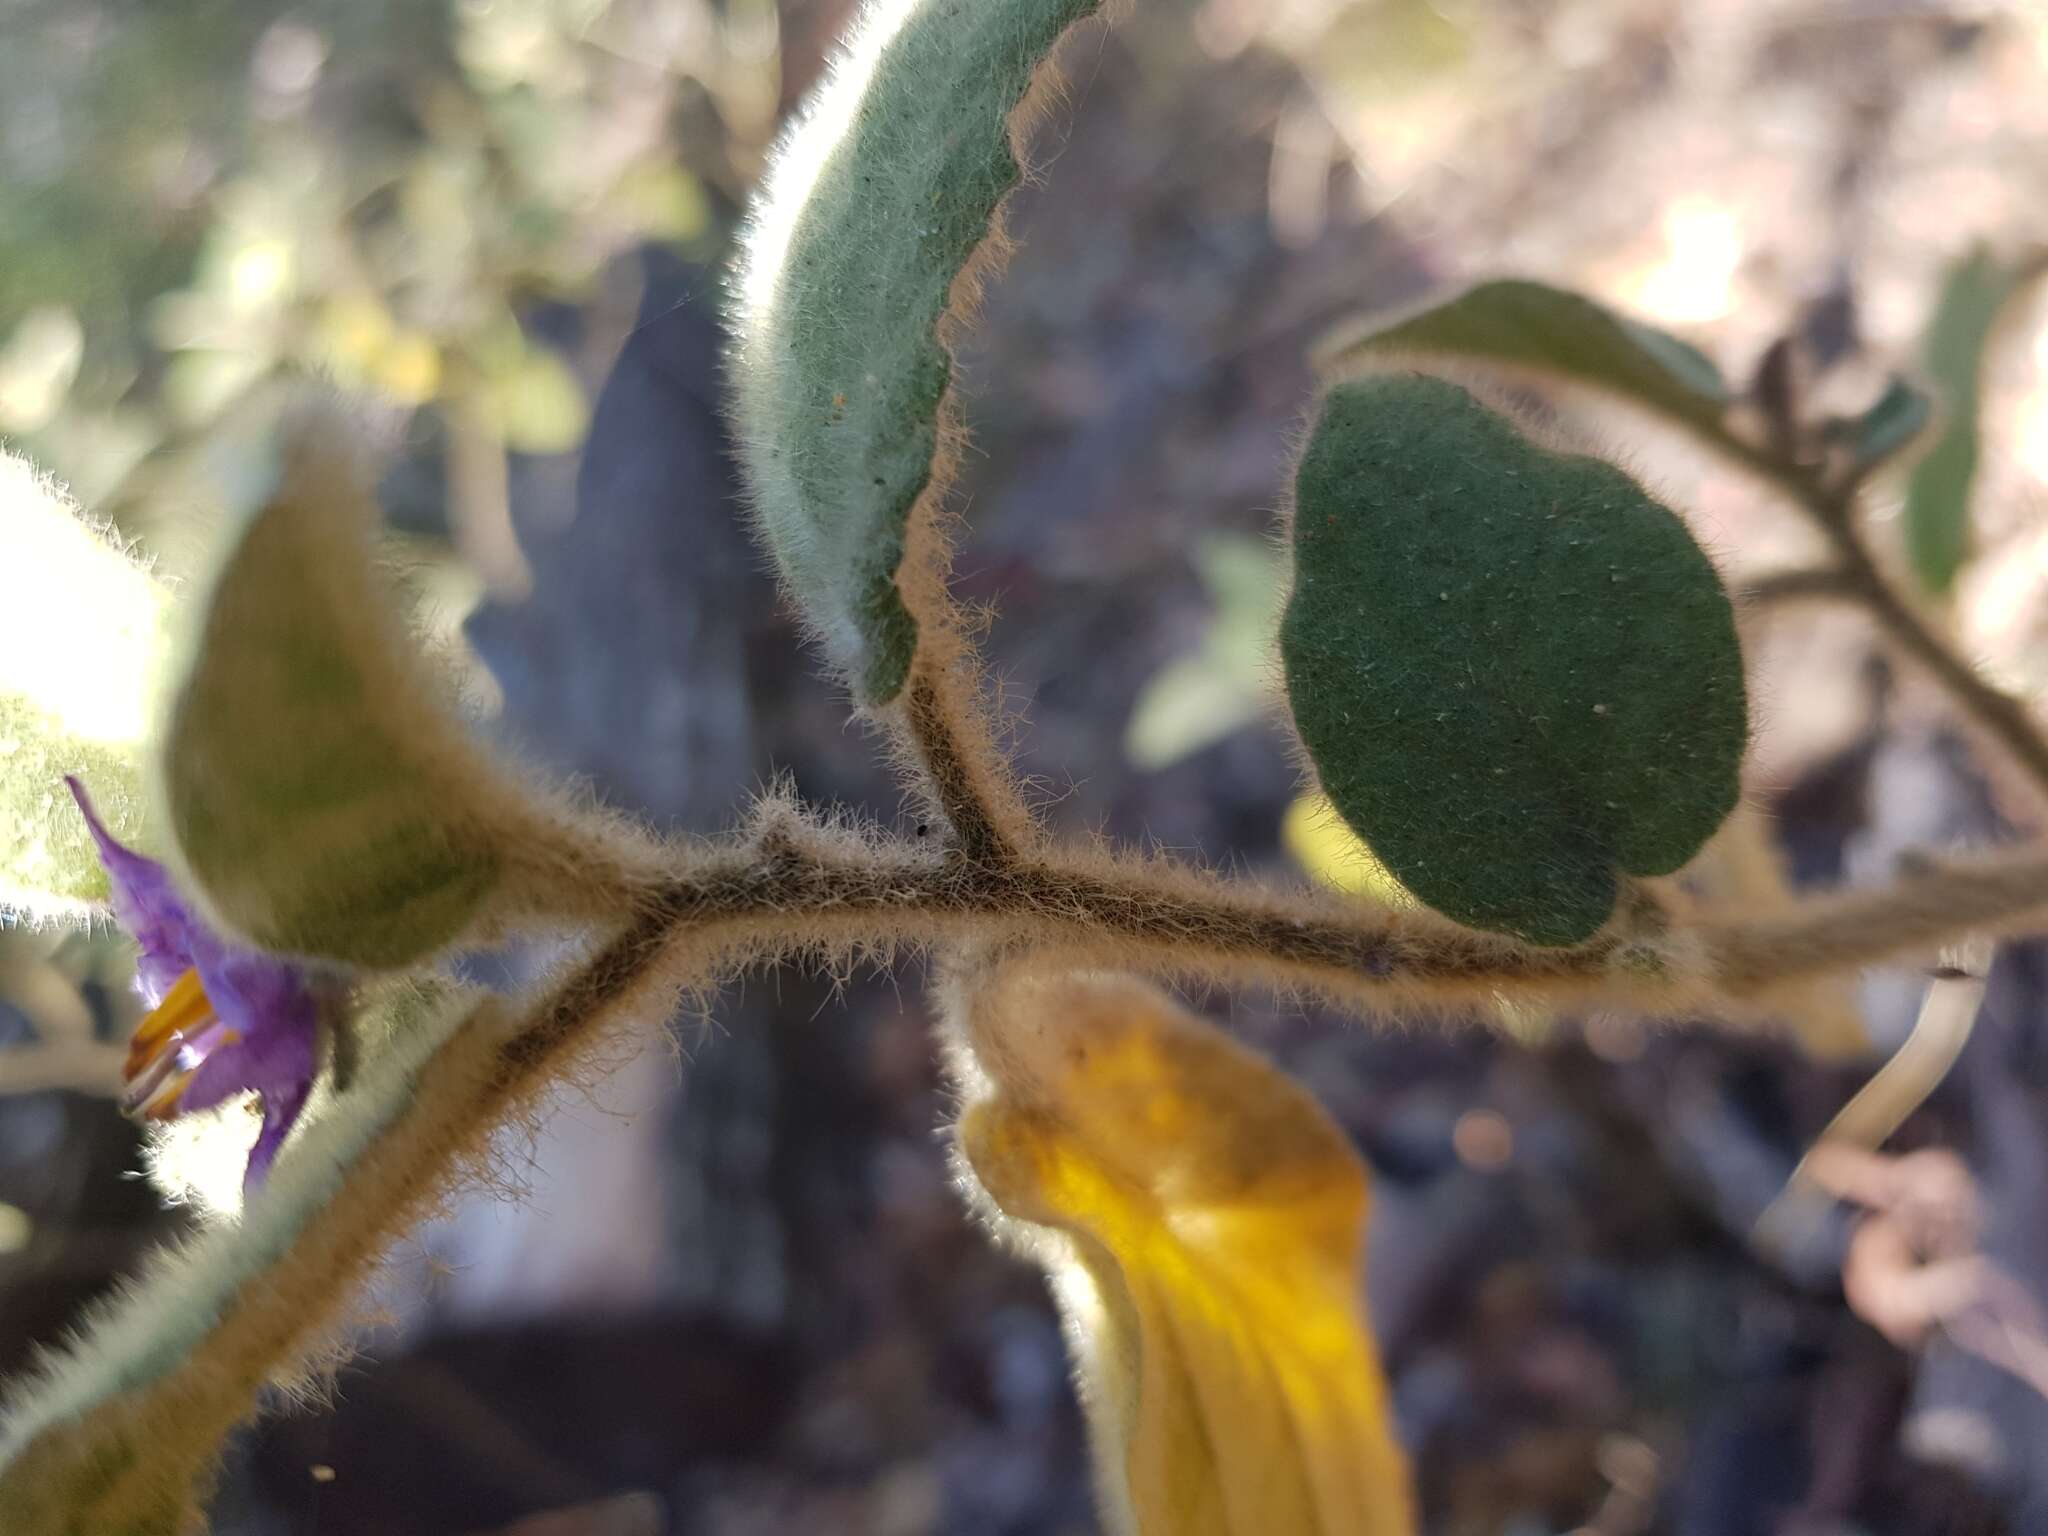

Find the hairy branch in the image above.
[
  {"left": 624, "top": 809, "right": 2048, "bottom": 1019},
  {"left": 901, "top": 663, "right": 1033, "bottom": 867},
  {"left": 1729, "top": 449, "right": 2048, "bottom": 803}
]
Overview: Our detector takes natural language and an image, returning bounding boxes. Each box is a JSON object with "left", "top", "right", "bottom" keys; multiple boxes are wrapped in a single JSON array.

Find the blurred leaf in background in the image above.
[
  {"left": 1124, "top": 533, "right": 1282, "bottom": 771},
  {"left": 0, "top": 0, "right": 759, "bottom": 562},
  {"left": 1902, "top": 246, "right": 2048, "bottom": 597}
]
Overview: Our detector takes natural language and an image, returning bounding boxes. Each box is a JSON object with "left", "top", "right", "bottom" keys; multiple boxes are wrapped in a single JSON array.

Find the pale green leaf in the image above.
[
  {"left": 730, "top": 0, "right": 1107, "bottom": 705},
  {"left": 0, "top": 450, "right": 169, "bottom": 920},
  {"left": 1124, "top": 535, "right": 1281, "bottom": 770},
  {"left": 160, "top": 430, "right": 625, "bottom": 968},
  {"left": 1903, "top": 247, "right": 2048, "bottom": 595}
]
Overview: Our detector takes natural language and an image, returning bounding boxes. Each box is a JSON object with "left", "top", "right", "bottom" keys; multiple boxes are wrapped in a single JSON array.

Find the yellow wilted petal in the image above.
[{"left": 955, "top": 970, "right": 1414, "bottom": 1536}]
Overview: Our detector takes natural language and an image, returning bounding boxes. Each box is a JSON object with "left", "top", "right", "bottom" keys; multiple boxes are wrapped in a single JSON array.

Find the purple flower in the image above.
[{"left": 67, "top": 777, "right": 327, "bottom": 1192}]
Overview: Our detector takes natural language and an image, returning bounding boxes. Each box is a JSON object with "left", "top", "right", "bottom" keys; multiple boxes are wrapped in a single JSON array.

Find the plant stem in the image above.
[
  {"left": 628, "top": 812, "right": 2048, "bottom": 1015},
  {"left": 1741, "top": 566, "right": 1856, "bottom": 608},
  {"left": 1728, "top": 437, "right": 2048, "bottom": 803},
  {"left": 903, "top": 665, "right": 1026, "bottom": 866},
  {"left": 1822, "top": 529, "right": 2048, "bottom": 800}
]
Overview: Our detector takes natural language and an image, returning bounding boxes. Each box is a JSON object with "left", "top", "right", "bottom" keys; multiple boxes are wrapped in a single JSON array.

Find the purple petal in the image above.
[
  {"left": 65, "top": 777, "right": 201, "bottom": 1005},
  {"left": 243, "top": 1076, "right": 314, "bottom": 1194},
  {"left": 68, "top": 776, "right": 329, "bottom": 1188},
  {"left": 178, "top": 943, "right": 323, "bottom": 1179}
]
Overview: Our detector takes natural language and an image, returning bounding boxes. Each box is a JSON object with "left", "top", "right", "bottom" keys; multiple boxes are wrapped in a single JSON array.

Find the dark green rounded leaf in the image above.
[{"left": 1280, "top": 374, "right": 1747, "bottom": 945}]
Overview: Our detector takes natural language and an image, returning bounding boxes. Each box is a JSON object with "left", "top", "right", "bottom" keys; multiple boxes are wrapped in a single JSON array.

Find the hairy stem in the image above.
[
  {"left": 903, "top": 663, "right": 1032, "bottom": 866},
  {"left": 0, "top": 922, "right": 698, "bottom": 1528},
  {"left": 1741, "top": 566, "right": 1856, "bottom": 608},
  {"left": 634, "top": 810, "right": 2048, "bottom": 1016}
]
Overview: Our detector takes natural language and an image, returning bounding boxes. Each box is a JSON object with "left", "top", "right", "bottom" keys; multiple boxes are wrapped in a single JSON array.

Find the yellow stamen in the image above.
[
  {"left": 125, "top": 967, "right": 216, "bottom": 1082},
  {"left": 136, "top": 1066, "right": 198, "bottom": 1122}
]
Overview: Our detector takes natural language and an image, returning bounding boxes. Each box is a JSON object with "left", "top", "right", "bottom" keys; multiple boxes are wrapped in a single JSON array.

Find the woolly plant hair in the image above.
[
  {"left": 5, "top": 0, "right": 2048, "bottom": 1531},
  {"left": 0, "top": 451, "right": 167, "bottom": 920},
  {"left": 160, "top": 431, "right": 662, "bottom": 969},
  {"left": 728, "top": 0, "right": 1107, "bottom": 708}
]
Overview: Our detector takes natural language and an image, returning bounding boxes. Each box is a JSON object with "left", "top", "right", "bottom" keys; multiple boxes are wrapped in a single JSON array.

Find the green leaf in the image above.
[
  {"left": 1823, "top": 373, "right": 1932, "bottom": 479},
  {"left": 1317, "top": 278, "right": 1730, "bottom": 438},
  {"left": 0, "top": 451, "right": 169, "bottom": 921},
  {"left": 1124, "top": 534, "right": 1282, "bottom": 770},
  {"left": 1280, "top": 374, "right": 1747, "bottom": 945},
  {"left": 160, "top": 434, "right": 585, "bottom": 967},
  {"left": 730, "top": 0, "right": 1107, "bottom": 705},
  {"left": 1902, "top": 247, "right": 2047, "bottom": 595}
]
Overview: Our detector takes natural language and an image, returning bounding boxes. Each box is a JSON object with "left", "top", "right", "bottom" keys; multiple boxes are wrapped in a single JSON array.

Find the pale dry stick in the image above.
[{"left": 1752, "top": 941, "right": 1990, "bottom": 1257}]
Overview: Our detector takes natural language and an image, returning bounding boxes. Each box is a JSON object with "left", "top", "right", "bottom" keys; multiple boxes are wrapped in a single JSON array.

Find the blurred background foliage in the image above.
[
  {"left": 0, "top": 0, "right": 773, "bottom": 571},
  {"left": 7, "top": 0, "right": 2048, "bottom": 1532}
]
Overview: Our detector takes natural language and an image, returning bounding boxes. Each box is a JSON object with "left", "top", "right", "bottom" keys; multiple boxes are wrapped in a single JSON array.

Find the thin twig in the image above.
[
  {"left": 1740, "top": 566, "right": 1856, "bottom": 608},
  {"left": 1823, "top": 531, "right": 2048, "bottom": 799},
  {"left": 1722, "top": 437, "right": 2048, "bottom": 801},
  {"left": 1753, "top": 943, "right": 1990, "bottom": 1254}
]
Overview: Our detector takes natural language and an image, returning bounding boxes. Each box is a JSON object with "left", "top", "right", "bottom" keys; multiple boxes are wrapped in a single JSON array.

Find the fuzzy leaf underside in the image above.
[
  {"left": 1281, "top": 375, "right": 1747, "bottom": 945},
  {"left": 0, "top": 985, "right": 480, "bottom": 1534},
  {"left": 0, "top": 701, "right": 149, "bottom": 919},
  {"left": 162, "top": 447, "right": 502, "bottom": 967},
  {"left": 0, "top": 452, "right": 168, "bottom": 920},
  {"left": 1904, "top": 247, "right": 2046, "bottom": 595},
  {"left": 1318, "top": 278, "right": 1729, "bottom": 437},
  {"left": 731, "top": 0, "right": 1104, "bottom": 705}
]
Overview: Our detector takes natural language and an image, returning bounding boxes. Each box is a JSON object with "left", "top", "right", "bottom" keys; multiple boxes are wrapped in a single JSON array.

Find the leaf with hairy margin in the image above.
[
  {"left": 161, "top": 430, "right": 638, "bottom": 968},
  {"left": 0, "top": 450, "right": 168, "bottom": 922},
  {"left": 1280, "top": 374, "right": 1746, "bottom": 945},
  {"left": 729, "top": 0, "right": 1106, "bottom": 705}
]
